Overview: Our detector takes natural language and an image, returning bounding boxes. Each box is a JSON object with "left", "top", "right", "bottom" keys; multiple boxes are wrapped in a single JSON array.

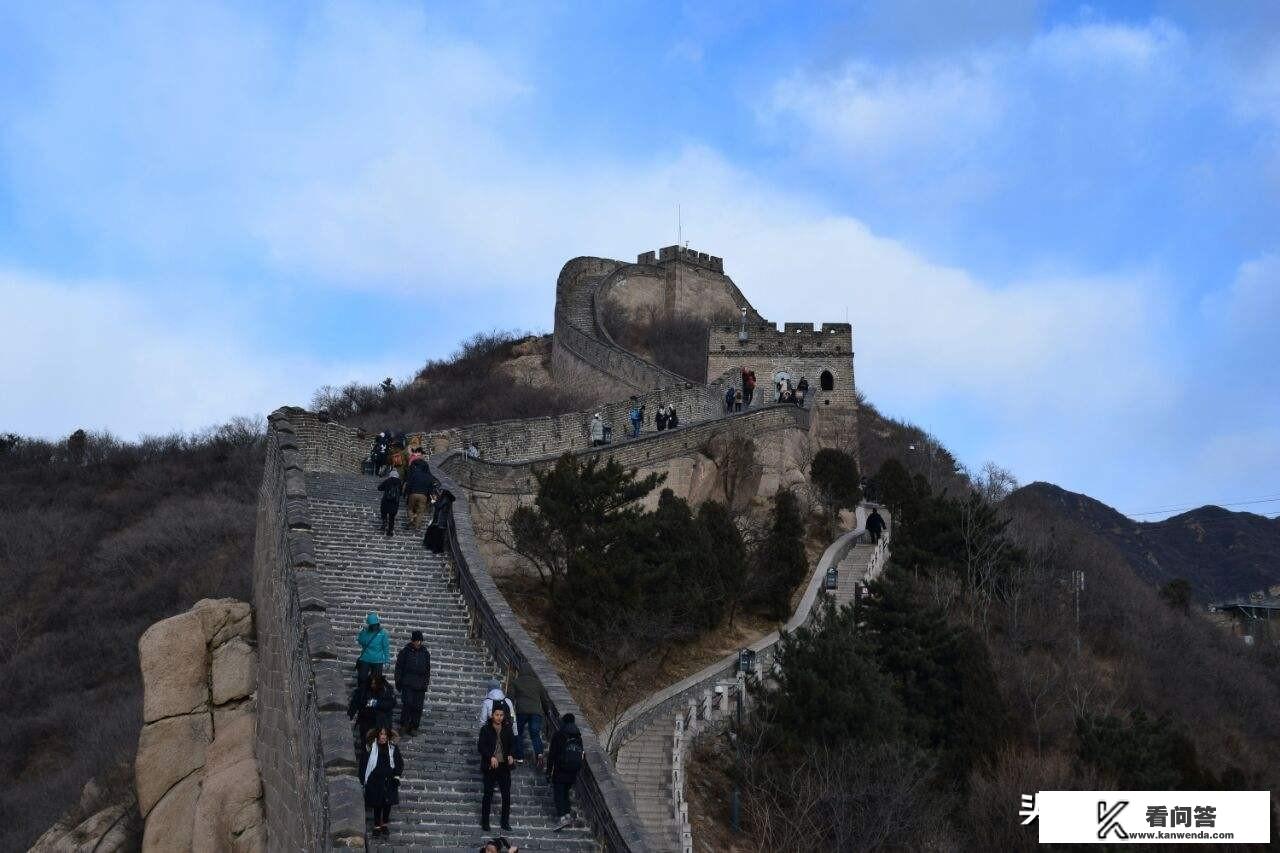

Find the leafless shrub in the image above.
[
  {"left": 601, "top": 301, "right": 736, "bottom": 382},
  {"left": 739, "top": 739, "right": 958, "bottom": 851}
]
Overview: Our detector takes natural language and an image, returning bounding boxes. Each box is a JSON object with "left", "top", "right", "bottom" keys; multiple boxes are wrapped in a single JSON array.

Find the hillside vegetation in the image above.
[
  {"left": 312, "top": 331, "right": 589, "bottom": 433},
  {"left": 706, "top": 453, "right": 1280, "bottom": 849},
  {"left": 1009, "top": 482, "right": 1280, "bottom": 601},
  {"left": 0, "top": 423, "right": 262, "bottom": 851}
]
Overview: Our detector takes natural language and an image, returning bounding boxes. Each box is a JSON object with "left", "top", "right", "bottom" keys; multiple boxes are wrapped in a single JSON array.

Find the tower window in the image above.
[{"left": 820, "top": 370, "right": 834, "bottom": 391}]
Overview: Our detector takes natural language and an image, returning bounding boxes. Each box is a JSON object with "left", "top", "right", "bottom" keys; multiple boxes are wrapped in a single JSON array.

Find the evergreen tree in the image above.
[
  {"left": 755, "top": 488, "right": 808, "bottom": 620},
  {"left": 697, "top": 500, "right": 748, "bottom": 627},
  {"left": 750, "top": 599, "right": 905, "bottom": 755},
  {"left": 860, "top": 570, "right": 1007, "bottom": 778},
  {"left": 1077, "top": 710, "right": 1214, "bottom": 790},
  {"left": 810, "top": 448, "right": 861, "bottom": 533},
  {"left": 510, "top": 453, "right": 663, "bottom": 594}
]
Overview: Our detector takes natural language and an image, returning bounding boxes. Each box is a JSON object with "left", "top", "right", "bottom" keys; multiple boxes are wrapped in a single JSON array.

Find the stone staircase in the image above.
[
  {"left": 612, "top": 524, "right": 887, "bottom": 851},
  {"left": 305, "top": 471, "right": 599, "bottom": 852},
  {"left": 614, "top": 724, "right": 680, "bottom": 851},
  {"left": 833, "top": 537, "right": 878, "bottom": 606}
]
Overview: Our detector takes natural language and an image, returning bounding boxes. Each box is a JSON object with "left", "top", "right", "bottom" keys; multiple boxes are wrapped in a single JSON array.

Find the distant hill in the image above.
[{"left": 1007, "top": 481, "right": 1280, "bottom": 601}]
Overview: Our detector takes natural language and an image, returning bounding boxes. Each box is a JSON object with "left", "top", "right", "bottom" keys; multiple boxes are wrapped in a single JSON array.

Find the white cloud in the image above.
[
  {"left": 1031, "top": 19, "right": 1182, "bottom": 71},
  {"left": 766, "top": 59, "right": 1003, "bottom": 160},
  {"left": 757, "top": 17, "right": 1189, "bottom": 191},
  {"left": 0, "top": 269, "right": 398, "bottom": 439},
  {"left": 1214, "top": 253, "right": 1280, "bottom": 352}
]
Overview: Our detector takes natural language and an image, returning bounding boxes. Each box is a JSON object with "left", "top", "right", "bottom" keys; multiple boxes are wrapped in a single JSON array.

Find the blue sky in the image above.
[{"left": 2, "top": 0, "right": 1277, "bottom": 520}]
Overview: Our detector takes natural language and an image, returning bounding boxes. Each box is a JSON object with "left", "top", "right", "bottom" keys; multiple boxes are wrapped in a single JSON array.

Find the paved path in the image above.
[
  {"left": 307, "top": 471, "right": 599, "bottom": 852},
  {"left": 613, "top": 531, "right": 882, "bottom": 850}
]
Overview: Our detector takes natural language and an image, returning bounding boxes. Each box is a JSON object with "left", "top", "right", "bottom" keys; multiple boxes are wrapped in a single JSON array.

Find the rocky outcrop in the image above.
[
  {"left": 135, "top": 598, "right": 266, "bottom": 853},
  {"left": 28, "top": 780, "right": 136, "bottom": 853}
]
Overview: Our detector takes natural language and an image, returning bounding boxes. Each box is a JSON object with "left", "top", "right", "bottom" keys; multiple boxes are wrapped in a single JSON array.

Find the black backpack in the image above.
[{"left": 559, "top": 734, "right": 584, "bottom": 773}]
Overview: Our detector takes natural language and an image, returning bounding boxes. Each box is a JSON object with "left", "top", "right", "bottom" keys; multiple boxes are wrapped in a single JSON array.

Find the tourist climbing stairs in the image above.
[
  {"left": 306, "top": 471, "right": 599, "bottom": 852},
  {"left": 833, "top": 536, "right": 879, "bottom": 606}
]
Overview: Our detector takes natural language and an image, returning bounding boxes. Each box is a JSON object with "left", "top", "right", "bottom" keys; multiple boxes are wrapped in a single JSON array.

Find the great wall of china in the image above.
[{"left": 252, "top": 247, "right": 888, "bottom": 851}]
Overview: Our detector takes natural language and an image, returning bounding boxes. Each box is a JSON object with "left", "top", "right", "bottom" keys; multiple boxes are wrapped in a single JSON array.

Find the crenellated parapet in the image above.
[{"left": 637, "top": 245, "right": 724, "bottom": 274}]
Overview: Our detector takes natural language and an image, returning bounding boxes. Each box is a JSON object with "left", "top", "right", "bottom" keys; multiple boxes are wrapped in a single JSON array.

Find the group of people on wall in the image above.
[
  {"left": 347, "top": 612, "right": 586, "bottom": 842},
  {"left": 369, "top": 435, "right": 456, "bottom": 542}
]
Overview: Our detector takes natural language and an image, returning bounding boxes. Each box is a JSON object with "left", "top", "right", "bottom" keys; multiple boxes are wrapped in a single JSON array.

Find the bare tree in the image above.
[
  {"left": 976, "top": 461, "right": 1019, "bottom": 504},
  {"left": 713, "top": 434, "right": 761, "bottom": 515}
]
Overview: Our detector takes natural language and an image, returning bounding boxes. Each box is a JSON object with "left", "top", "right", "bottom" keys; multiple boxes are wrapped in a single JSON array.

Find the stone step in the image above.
[{"left": 306, "top": 471, "right": 601, "bottom": 852}]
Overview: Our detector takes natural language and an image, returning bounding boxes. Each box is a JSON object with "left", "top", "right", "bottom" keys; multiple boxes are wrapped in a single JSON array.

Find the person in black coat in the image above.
[
  {"left": 546, "top": 713, "right": 584, "bottom": 829},
  {"left": 866, "top": 508, "right": 886, "bottom": 543},
  {"left": 394, "top": 631, "right": 431, "bottom": 735},
  {"left": 377, "top": 470, "right": 403, "bottom": 536},
  {"left": 404, "top": 454, "right": 436, "bottom": 529},
  {"left": 362, "top": 727, "right": 404, "bottom": 838},
  {"left": 349, "top": 674, "right": 397, "bottom": 745},
  {"left": 478, "top": 703, "right": 516, "bottom": 832}
]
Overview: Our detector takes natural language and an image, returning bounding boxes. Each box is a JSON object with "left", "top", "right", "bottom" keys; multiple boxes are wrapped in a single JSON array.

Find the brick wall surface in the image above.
[
  {"left": 437, "top": 403, "right": 809, "bottom": 495},
  {"left": 707, "top": 321, "right": 857, "bottom": 410},
  {"left": 253, "top": 410, "right": 366, "bottom": 852},
  {"left": 433, "top": 464, "right": 652, "bottom": 852}
]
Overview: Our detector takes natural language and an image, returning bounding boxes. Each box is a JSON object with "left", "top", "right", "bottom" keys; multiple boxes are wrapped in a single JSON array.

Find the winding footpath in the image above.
[{"left": 612, "top": 514, "right": 890, "bottom": 851}]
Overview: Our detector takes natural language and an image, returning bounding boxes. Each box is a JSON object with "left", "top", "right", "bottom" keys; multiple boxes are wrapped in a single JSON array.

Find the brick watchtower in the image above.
[{"left": 706, "top": 320, "right": 858, "bottom": 454}]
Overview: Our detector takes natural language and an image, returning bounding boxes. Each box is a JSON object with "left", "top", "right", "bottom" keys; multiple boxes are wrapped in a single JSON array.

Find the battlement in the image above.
[
  {"left": 637, "top": 245, "right": 724, "bottom": 274},
  {"left": 708, "top": 321, "right": 852, "bottom": 342}
]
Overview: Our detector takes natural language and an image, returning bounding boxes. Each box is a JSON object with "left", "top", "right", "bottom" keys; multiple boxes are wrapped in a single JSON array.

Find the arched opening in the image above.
[{"left": 820, "top": 370, "right": 834, "bottom": 391}]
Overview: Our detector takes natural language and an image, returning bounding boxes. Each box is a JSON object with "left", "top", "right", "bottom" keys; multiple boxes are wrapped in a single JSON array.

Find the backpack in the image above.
[{"left": 559, "top": 734, "right": 584, "bottom": 773}]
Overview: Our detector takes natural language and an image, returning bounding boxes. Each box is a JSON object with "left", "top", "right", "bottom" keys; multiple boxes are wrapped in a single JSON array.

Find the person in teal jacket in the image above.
[{"left": 357, "top": 612, "right": 391, "bottom": 686}]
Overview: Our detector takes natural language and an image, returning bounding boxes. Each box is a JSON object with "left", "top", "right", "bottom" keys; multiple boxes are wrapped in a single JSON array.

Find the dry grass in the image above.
[{"left": 494, "top": 572, "right": 777, "bottom": 733}]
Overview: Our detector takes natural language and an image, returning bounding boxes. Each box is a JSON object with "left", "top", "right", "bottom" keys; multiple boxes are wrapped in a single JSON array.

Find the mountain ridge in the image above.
[{"left": 1008, "top": 480, "right": 1280, "bottom": 601}]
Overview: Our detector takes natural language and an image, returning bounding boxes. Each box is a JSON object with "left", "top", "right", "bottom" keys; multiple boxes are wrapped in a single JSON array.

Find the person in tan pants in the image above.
[{"left": 403, "top": 450, "right": 436, "bottom": 528}]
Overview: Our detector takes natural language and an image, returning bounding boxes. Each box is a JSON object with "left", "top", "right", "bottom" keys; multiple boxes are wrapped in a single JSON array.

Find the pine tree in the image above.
[
  {"left": 755, "top": 488, "right": 808, "bottom": 620},
  {"left": 810, "top": 448, "right": 861, "bottom": 534}
]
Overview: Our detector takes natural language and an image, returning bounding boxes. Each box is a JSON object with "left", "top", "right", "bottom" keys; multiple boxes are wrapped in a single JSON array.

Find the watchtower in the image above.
[{"left": 706, "top": 321, "right": 858, "bottom": 452}]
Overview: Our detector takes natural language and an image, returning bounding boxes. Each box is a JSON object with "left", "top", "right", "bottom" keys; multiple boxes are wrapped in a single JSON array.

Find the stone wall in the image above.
[
  {"left": 278, "top": 373, "right": 748, "bottom": 477},
  {"left": 134, "top": 598, "right": 265, "bottom": 852},
  {"left": 639, "top": 244, "right": 723, "bottom": 274},
  {"left": 601, "top": 262, "right": 760, "bottom": 329},
  {"left": 432, "top": 465, "right": 652, "bottom": 852},
  {"left": 253, "top": 410, "right": 365, "bottom": 850},
  {"left": 707, "top": 321, "right": 856, "bottom": 407},
  {"left": 438, "top": 404, "right": 810, "bottom": 496},
  {"left": 441, "top": 404, "right": 813, "bottom": 578}
]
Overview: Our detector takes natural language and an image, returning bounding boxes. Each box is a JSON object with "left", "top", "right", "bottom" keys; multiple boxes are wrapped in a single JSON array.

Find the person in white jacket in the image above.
[{"left": 480, "top": 680, "right": 518, "bottom": 737}]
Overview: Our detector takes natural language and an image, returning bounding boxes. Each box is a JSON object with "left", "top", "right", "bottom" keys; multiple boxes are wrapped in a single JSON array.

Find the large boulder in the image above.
[
  {"left": 139, "top": 610, "right": 209, "bottom": 723},
  {"left": 142, "top": 772, "right": 201, "bottom": 853},
  {"left": 191, "top": 757, "right": 267, "bottom": 853},
  {"left": 133, "top": 598, "right": 265, "bottom": 851},
  {"left": 211, "top": 636, "right": 256, "bottom": 705},
  {"left": 193, "top": 598, "right": 253, "bottom": 647},
  {"left": 28, "top": 803, "right": 134, "bottom": 853},
  {"left": 135, "top": 712, "right": 212, "bottom": 816}
]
